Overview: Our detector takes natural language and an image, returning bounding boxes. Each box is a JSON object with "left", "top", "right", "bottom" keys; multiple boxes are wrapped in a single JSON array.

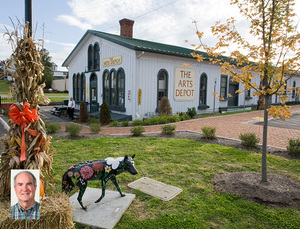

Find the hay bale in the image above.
[{"left": 0, "top": 193, "right": 74, "bottom": 229}]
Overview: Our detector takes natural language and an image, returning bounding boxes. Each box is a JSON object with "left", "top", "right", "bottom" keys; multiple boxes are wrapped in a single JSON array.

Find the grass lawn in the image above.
[
  {"left": 41, "top": 93, "right": 69, "bottom": 103},
  {"left": 0, "top": 79, "right": 68, "bottom": 103},
  {"left": 50, "top": 137, "right": 300, "bottom": 229},
  {"left": 0, "top": 79, "right": 11, "bottom": 94}
]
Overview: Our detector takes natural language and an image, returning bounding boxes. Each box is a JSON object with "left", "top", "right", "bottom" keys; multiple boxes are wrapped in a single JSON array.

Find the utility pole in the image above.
[{"left": 25, "top": 0, "right": 32, "bottom": 37}]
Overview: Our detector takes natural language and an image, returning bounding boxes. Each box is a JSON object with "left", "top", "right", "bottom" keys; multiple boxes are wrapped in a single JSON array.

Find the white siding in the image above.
[
  {"left": 100, "top": 38, "right": 137, "bottom": 118},
  {"left": 67, "top": 32, "right": 295, "bottom": 121},
  {"left": 134, "top": 52, "right": 260, "bottom": 119},
  {"left": 52, "top": 79, "right": 68, "bottom": 91}
]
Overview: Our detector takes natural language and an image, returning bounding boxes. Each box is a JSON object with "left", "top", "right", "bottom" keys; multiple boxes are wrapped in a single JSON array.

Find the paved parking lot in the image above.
[
  {"left": 1, "top": 105, "right": 300, "bottom": 149},
  {"left": 255, "top": 113, "right": 300, "bottom": 131}
]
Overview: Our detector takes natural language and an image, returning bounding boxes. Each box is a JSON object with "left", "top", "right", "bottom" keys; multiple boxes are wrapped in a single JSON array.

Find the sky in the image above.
[{"left": 1, "top": 0, "right": 300, "bottom": 71}]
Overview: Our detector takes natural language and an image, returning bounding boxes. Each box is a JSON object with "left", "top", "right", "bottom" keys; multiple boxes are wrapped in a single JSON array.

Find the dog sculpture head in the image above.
[{"left": 123, "top": 154, "right": 138, "bottom": 175}]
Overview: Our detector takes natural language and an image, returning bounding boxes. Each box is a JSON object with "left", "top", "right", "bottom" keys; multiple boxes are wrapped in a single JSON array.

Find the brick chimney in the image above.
[{"left": 119, "top": 18, "right": 134, "bottom": 38}]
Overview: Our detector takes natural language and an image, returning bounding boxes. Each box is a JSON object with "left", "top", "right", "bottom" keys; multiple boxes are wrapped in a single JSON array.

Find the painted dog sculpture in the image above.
[{"left": 62, "top": 154, "right": 138, "bottom": 210}]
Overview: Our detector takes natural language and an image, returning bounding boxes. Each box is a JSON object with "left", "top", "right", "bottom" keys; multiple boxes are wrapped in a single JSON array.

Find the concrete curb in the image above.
[{"left": 0, "top": 117, "right": 9, "bottom": 131}]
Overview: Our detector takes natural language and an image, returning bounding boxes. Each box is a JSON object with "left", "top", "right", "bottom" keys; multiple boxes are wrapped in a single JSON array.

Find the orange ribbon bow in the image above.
[{"left": 9, "top": 102, "right": 39, "bottom": 162}]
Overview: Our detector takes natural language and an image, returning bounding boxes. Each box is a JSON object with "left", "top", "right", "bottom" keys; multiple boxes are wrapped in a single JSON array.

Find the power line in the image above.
[
  {"left": 134, "top": 0, "right": 179, "bottom": 20},
  {"left": 103, "top": 0, "right": 179, "bottom": 32}
]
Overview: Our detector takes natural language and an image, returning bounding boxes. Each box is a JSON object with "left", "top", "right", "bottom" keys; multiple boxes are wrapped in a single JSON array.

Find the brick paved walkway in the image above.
[{"left": 60, "top": 105, "right": 300, "bottom": 149}]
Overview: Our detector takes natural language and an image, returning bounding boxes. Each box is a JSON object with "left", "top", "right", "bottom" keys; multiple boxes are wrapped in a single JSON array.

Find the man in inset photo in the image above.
[{"left": 11, "top": 170, "right": 40, "bottom": 220}]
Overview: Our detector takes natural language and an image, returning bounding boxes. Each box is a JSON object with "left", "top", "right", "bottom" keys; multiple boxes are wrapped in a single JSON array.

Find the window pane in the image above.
[
  {"left": 88, "top": 46, "right": 93, "bottom": 70},
  {"left": 73, "top": 74, "right": 76, "bottom": 99},
  {"left": 292, "top": 81, "right": 296, "bottom": 98},
  {"left": 104, "top": 72, "right": 110, "bottom": 104},
  {"left": 220, "top": 75, "right": 227, "bottom": 97},
  {"left": 200, "top": 74, "right": 207, "bottom": 104},
  {"left": 81, "top": 74, "right": 86, "bottom": 101},
  {"left": 158, "top": 71, "right": 167, "bottom": 101},
  {"left": 90, "top": 75, "right": 97, "bottom": 103},
  {"left": 78, "top": 74, "right": 81, "bottom": 101},
  {"left": 94, "top": 44, "right": 100, "bottom": 70},
  {"left": 111, "top": 71, "right": 117, "bottom": 105},
  {"left": 117, "top": 70, "right": 125, "bottom": 107}
]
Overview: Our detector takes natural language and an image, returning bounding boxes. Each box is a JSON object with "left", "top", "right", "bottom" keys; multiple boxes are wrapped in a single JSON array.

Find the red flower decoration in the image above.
[
  {"left": 92, "top": 162, "right": 104, "bottom": 172},
  {"left": 80, "top": 166, "right": 94, "bottom": 180},
  {"left": 9, "top": 102, "right": 39, "bottom": 162}
]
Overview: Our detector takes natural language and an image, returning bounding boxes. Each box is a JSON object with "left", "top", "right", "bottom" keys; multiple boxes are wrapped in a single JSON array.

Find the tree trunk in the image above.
[{"left": 261, "top": 94, "right": 270, "bottom": 183}]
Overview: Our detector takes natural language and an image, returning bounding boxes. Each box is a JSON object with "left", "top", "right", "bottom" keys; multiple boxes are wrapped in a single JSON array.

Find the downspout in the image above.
[
  {"left": 135, "top": 51, "right": 145, "bottom": 120},
  {"left": 137, "top": 51, "right": 145, "bottom": 59}
]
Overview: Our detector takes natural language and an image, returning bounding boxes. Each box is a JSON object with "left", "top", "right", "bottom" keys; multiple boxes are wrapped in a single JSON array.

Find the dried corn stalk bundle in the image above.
[
  {"left": 0, "top": 21, "right": 55, "bottom": 197},
  {"left": 5, "top": 20, "right": 50, "bottom": 106}
]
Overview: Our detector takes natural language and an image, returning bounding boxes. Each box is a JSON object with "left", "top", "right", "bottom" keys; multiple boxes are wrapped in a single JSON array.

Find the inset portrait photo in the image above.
[{"left": 11, "top": 169, "right": 40, "bottom": 220}]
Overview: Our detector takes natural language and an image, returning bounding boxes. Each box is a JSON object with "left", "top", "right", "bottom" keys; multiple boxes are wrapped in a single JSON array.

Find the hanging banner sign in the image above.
[
  {"left": 138, "top": 88, "right": 142, "bottom": 105},
  {"left": 85, "top": 83, "right": 89, "bottom": 100},
  {"left": 174, "top": 66, "right": 196, "bottom": 101},
  {"left": 102, "top": 55, "right": 122, "bottom": 67}
]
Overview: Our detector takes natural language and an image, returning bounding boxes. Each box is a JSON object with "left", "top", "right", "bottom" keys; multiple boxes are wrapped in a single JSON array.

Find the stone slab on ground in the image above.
[
  {"left": 70, "top": 187, "right": 135, "bottom": 229},
  {"left": 128, "top": 177, "right": 182, "bottom": 201}
]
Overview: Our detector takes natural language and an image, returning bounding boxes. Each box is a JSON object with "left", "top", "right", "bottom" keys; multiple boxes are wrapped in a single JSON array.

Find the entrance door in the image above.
[
  {"left": 90, "top": 73, "right": 98, "bottom": 113},
  {"left": 228, "top": 81, "right": 239, "bottom": 106}
]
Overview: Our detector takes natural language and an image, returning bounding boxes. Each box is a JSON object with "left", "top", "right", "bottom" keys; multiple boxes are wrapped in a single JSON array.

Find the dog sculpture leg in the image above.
[
  {"left": 95, "top": 179, "right": 107, "bottom": 203},
  {"left": 111, "top": 177, "right": 126, "bottom": 197},
  {"left": 77, "top": 183, "right": 88, "bottom": 210}
]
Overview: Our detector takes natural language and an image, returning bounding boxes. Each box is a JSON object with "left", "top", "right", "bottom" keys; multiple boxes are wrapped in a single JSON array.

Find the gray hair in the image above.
[{"left": 14, "top": 171, "right": 37, "bottom": 187}]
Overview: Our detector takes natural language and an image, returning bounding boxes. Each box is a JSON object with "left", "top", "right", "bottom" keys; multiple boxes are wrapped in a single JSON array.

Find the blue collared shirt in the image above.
[{"left": 11, "top": 201, "right": 40, "bottom": 220}]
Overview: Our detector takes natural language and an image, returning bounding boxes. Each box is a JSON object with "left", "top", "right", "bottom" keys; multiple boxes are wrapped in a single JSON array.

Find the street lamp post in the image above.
[{"left": 25, "top": 0, "right": 32, "bottom": 36}]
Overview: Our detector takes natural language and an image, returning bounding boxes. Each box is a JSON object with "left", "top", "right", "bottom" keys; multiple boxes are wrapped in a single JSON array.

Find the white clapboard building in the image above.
[{"left": 62, "top": 18, "right": 299, "bottom": 121}]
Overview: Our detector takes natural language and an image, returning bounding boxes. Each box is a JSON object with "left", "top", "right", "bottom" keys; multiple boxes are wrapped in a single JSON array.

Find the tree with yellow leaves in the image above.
[{"left": 190, "top": 0, "right": 300, "bottom": 182}]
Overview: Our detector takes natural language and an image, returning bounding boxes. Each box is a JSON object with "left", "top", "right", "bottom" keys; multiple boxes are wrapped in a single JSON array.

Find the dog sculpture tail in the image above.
[{"left": 62, "top": 170, "right": 75, "bottom": 194}]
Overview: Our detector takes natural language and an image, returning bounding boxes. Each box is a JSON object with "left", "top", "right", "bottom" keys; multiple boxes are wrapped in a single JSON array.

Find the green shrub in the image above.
[
  {"left": 1, "top": 104, "right": 10, "bottom": 117},
  {"left": 99, "top": 101, "right": 111, "bottom": 125},
  {"left": 130, "top": 126, "right": 145, "bottom": 136},
  {"left": 90, "top": 123, "right": 101, "bottom": 134},
  {"left": 87, "top": 118, "right": 99, "bottom": 124},
  {"left": 157, "top": 116, "right": 169, "bottom": 124},
  {"left": 201, "top": 126, "right": 216, "bottom": 139},
  {"left": 45, "top": 122, "right": 61, "bottom": 134},
  {"left": 239, "top": 132, "right": 260, "bottom": 147},
  {"left": 142, "top": 115, "right": 180, "bottom": 126},
  {"left": 186, "top": 107, "right": 197, "bottom": 118},
  {"left": 132, "top": 119, "right": 143, "bottom": 126},
  {"left": 121, "top": 121, "right": 129, "bottom": 127},
  {"left": 65, "top": 124, "right": 82, "bottom": 137},
  {"left": 287, "top": 138, "right": 300, "bottom": 155},
  {"left": 79, "top": 101, "right": 88, "bottom": 123},
  {"left": 147, "top": 117, "right": 160, "bottom": 125},
  {"left": 179, "top": 113, "right": 191, "bottom": 121},
  {"left": 161, "top": 124, "right": 176, "bottom": 135},
  {"left": 109, "top": 120, "right": 119, "bottom": 127},
  {"left": 3, "top": 109, "right": 9, "bottom": 117},
  {"left": 142, "top": 119, "right": 152, "bottom": 126},
  {"left": 167, "top": 115, "right": 180, "bottom": 123}
]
